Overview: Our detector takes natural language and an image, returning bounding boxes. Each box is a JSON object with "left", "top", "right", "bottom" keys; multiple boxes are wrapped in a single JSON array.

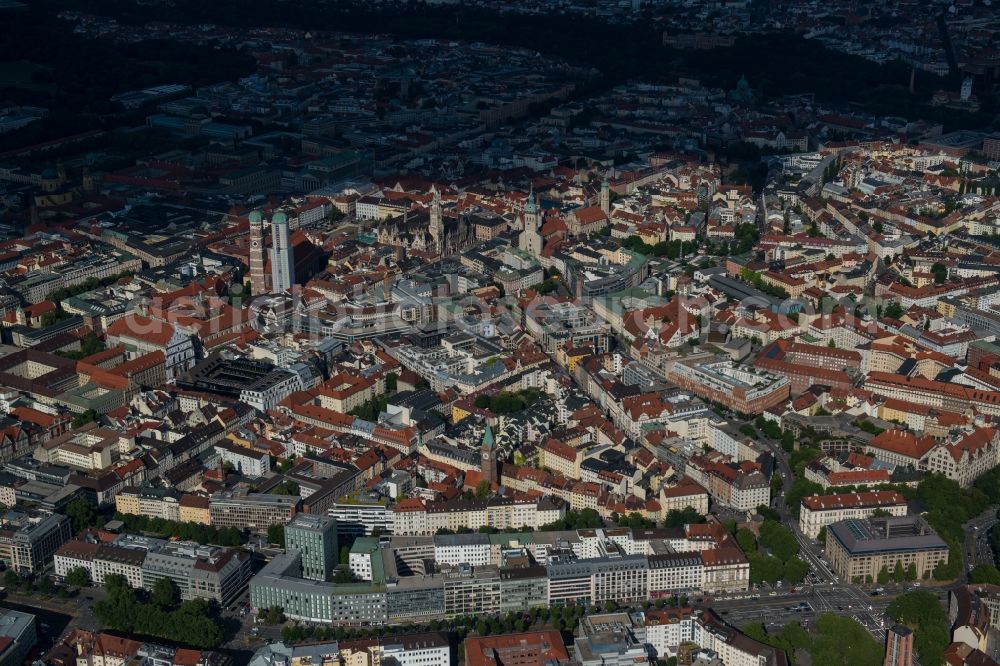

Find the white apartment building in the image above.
[
  {"left": 329, "top": 501, "right": 394, "bottom": 537},
  {"left": 380, "top": 635, "right": 451, "bottom": 666},
  {"left": 647, "top": 554, "right": 703, "bottom": 596},
  {"left": 642, "top": 609, "right": 696, "bottom": 658},
  {"left": 691, "top": 611, "right": 786, "bottom": 666},
  {"left": 433, "top": 534, "right": 492, "bottom": 568},
  {"left": 214, "top": 441, "right": 271, "bottom": 478},
  {"left": 799, "top": 491, "right": 908, "bottom": 539},
  {"left": 391, "top": 497, "right": 564, "bottom": 536}
]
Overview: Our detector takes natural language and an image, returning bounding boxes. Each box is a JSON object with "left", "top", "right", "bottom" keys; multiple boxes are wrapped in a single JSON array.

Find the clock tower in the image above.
[
  {"left": 248, "top": 210, "right": 267, "bottom": 296},
  {"left": 480, "top": 423, "right": 497, "bottom": 486}
]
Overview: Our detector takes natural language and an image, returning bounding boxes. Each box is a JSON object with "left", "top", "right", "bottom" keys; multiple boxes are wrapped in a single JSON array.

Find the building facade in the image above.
[
  {"left": 285, "top": 514, "right": 338, "bottom": 582},
  {"left": 799, "top": 491, "right": 908, "bottom": 539},
  {"left": 826, "top": 516, "right": 948, "bottom": 583}
]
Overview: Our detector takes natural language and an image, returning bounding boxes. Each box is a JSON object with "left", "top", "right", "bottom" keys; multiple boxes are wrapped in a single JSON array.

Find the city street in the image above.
[
  {"left": 750, "top": 428, "right": 961, "bottom": 644},
  {"left": 964, "top": 507, "right": 998, "bottom": 575}
]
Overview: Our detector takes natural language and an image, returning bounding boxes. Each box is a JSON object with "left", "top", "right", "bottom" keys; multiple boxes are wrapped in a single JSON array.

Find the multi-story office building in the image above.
[
  {"left": 799, "top": 491, "right": 908, "bottom": 539},
  {"left": 544, "top": 555, "right": 593, "bottom": 606},
  {"left": 593, "top": 555, "right": 650, "bottom": 605},
  {"left": 386, "top": 577, "right": 445, "bottom": 624},
  {"left": 0, "top": 608, "right": 36, "bottom": 666},
  {"left": 329, "top": 499, "right": 393, "bottom": 538},
  {"left": 826, "top": 516, "right": 949, "bottom": 583},
  {"left": 250, "top": 552, "right": 388, "bottom": 625},
  {"left": 442, "top": 564, "right": 502, "bottom": 618},
  {"left": 251, "top": 525, "right": 750, "bottom": 625},
  {"left": 208, "top": 490, "right": 298, "bottom": 531},
  {"left": 115, "top": 486, "right": 182, "bottom": 522},
  {"left": 285, "top": 514, "right": 337, "bottom": 582},
  {"left": 499, "top": 565, "right": 549, "bottom": 611},
  {"left": 0, "top": 511, "right": 72, "bottom": 574},
  {"left": 54, "top": 533, "right": 251, "bottom": 604},
  {"left": 647, "top": 553, "right": 703, "bottom": 597},
  {"left": 142, "top": 540, "right": 251, "bottom": 605},
  {"left": 668, "top": 358, "right": 790, "bottom": 415}
]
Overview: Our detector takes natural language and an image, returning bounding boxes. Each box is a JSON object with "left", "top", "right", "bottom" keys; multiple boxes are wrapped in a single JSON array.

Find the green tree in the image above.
[
  {"left": 748, "top": 552, "right": 785, "bottom": 585},
  {"left": 662, "top": 507, "right": 706, "bottom": 528},
  {"left": 782, "top": 558, "right": 809, "bottom": 584},
  {"left": 887, "top": 591, "right": 951, "bottom": 666},
  {"left": 780, "top": 430, "right": 795, "bottom": 451},
  {"left": 759, "top": 520, "right": 799, "bottom": 562},
  {"left": 105, "top": 574, "right": 129, "bottom": 591},
  {"left": 65, "top": 498, "right": 98, "bottom": 533},
  {"left": 386, "top": 372, "right": 398, "bottom": 392},
  {"left": 3, "top": 570, "right": 18, "bottom": 587},
  {"left": 786, "top": 478, "right": 824, "bottom": 518},
  {"left": 810, "top": 614, "right": 883, "bottom": 666},
  {"left": 267, "top": 524, "right": 285, "bottom": 547},
  {"left": 151, "top": 577, "right": 180, "bottom": 609},
  {"left": 474, "top": 480, "right": 491, "bottom": 499},
  {"left": 35, "top": 576, "right": 56, "bottom": 595},
  {"left": 930, "top": 262, "right": 948, "bottom": 285},
  {"left": 877, "top": 564, "right": 890, "bottom": 585},
  {"left": 71, "top": 409, "right": 100, "bottom": 428},
  {"left": 735, "top": 528, "right": 757, "bottom": 553},
  {"left": 969, "top": 564, "right": 1000, "bottom": 585},
  {"left": 64, "top": 566, "right": 90, "bottom": 587},
  {"left": 272, "top": 480, "right": 299, "bottom": 496}
]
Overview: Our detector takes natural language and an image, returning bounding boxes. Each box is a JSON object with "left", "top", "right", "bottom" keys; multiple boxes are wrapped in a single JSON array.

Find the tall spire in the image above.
[
  {"left": 524, "top": 184, "right": 537, "bottom": 213},
  {"left": 519, "top": 185, "right": 543, "bottom": 256},
  {"left": 430, "top": 190, "right": 443, "bottom": 254},
  {"left": 248, "top": 210, "right": 267, "bottom": 296},
  {"left": 269, "top": 211, "right": 295, "bottom": 294},
  {"left": 481, "top": 423, "right": 497, "bottom": 485}
]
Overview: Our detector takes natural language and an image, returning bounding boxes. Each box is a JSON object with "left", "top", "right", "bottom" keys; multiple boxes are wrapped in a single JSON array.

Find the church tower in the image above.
[
  {"left": 270, "top": 211, "right": 295, "bottom": 294},
  {"left": 248, "top": 210, "right": 267, "bottom": 296},
  {"left": 480, "top": 423, "right": 497, "bottom": 486},
  {"left": 519, "top": 188, "right": 543, "bottom": 257},
  {"left": 600, "top": 180, "right": 610, "bottom": 216},
  {"left": 429, "top": 190, "right": 444, "bottom": 254}
]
